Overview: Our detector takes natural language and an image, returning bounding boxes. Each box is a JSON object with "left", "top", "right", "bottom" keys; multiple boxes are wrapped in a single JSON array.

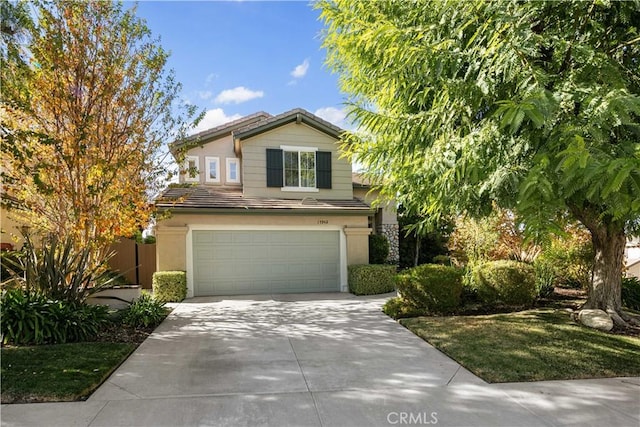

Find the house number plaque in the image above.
[{"left": 317, "top": 219, "right": 329, "bottom": 225}]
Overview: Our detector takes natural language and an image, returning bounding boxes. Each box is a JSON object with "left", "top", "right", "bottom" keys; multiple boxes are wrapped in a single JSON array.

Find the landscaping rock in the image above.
[{"left": 578, "top": 309, "right": 614, "bottom": 331}]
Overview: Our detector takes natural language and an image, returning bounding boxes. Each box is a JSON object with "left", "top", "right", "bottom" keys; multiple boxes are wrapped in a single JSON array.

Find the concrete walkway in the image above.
[{"left": 2, "top": 293, "right": 639, "bottom": 427}]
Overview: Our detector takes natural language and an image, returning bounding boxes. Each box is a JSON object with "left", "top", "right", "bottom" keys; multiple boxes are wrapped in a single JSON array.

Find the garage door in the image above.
[{"left": 193, "top": 230, "right": 340, "bottom": 296}]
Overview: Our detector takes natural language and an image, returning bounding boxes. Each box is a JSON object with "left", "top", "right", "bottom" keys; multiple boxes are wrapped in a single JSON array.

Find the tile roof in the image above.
[
  {"left": 234, "top": 108, "right": 344, "bottom": 141},
  {"left": 352, "top": 172, "right": 371, "bottom": 188},
  {"left": 156, "top": 186, "right": 372, "bottom": 212},
  {"left": 172, "top": 111, "right": 272, "bottom": 150}
]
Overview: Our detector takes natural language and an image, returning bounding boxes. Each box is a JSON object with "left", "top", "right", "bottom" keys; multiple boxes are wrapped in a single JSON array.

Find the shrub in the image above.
[
  {"left": 348, "top": 264, "right": 396, "bottom": 295},
  {"left": 8, "top": 233, "right": 118, "bottom": 303},
  {"left": 534, "top": 261, "right": 555, "bottom": 299},
  {"left": 382, "top": 297, "right": 429, "bottom": 319},
  {"left": 1, "top": 250, "right": 23, "bottom": 283},
  {"left": 622, "top": 276, "right": 640, "bottom": 311},
  {"left": 121, "top": 293, "right": 168, "bottom": 328},
  {"left": 396, "top": 264, "right": 463, "bottom": 314},
  {"left": 432, "top": 255, "right": 451, "bottom": 266},
  {"left": 1, "top": 250, "right": 23, "bottom": 289},
  {"left": 369, "top": 234, "right": 390, "bottom": 264},
  {"left": 1, "top": 289, "right": 109, "bottom": 345},
  {"left": 537, "top": 227, "right": 593, "bottom": 289},
  {"left": 97, "top": 269, "right": 128, "bottom": 287},
  {"left": 152, "top": 271, "right": 187, "bottom": 302},
  {"left": 472, "top": 260, "right": 537, "bottom": 306}
]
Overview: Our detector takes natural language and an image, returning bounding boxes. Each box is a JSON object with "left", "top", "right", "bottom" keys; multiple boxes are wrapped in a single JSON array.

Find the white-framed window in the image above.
[
  {"left": 226, "top": 158, "right": 240, "bottom": 184},
  {"left": 205, "top": 156, "right": 220, "bottom": 183},
  {"left": 281, "top": 145, "right": 317, "bottom": 191},
  {"left": 184, "top": 155, "right": 199, "bottom": 182}
]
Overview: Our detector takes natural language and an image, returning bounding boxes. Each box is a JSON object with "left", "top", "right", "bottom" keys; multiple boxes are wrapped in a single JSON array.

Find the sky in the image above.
[{"left": 131, "top": 0, "right": 350, "bottom": 134}]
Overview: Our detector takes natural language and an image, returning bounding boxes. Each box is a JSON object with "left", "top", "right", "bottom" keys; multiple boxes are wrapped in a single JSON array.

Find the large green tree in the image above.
[
  {"left": 1, "top": 1, "right": 196, "bottom": 262},
  {"left": 319, "top": 0, "right": 640, "bottom": 325}
]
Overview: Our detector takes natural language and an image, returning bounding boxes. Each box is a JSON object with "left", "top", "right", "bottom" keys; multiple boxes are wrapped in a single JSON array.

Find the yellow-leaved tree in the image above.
[{"left": 1, "top": 1, "right": 196, "bottom": 263}]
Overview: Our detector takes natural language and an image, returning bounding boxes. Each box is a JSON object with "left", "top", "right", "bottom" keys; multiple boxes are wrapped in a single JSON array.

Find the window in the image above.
[
  {"left": 205, "top": 156, "right": 220, "bottom": 183},
  {"left": 283, "top": 147, "right": 316, "bottom": 189},
  {"left": 184, "top": 156, "right": 199, "bottom": 182},
  {"left": 266, "top": 147, "right": 331, "bottom": 189},
  {"left": 226, "top": 158, "right": 240, "bottom": 184}
]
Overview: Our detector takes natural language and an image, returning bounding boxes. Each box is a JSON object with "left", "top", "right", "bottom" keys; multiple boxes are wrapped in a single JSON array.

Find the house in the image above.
[
  {"left": 626, "top": 237, "right": 640, "bottom": 279},
  {"left": 154, "top": 108, "right": 398, "bottom": 297}
]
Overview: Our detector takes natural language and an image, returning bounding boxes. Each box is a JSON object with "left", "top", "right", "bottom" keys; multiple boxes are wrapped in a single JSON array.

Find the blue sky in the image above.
[{"left": 132, "top": 1, "right": 349, "bottom": 133}]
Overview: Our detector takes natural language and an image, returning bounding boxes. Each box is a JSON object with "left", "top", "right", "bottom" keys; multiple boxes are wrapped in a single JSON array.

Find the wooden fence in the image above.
[{"left": 108, "top": 238, "right": 156, "bottom": 289}]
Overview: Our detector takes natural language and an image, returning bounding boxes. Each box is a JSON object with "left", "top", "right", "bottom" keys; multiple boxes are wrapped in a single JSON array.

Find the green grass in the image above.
[
  {"left": 401, "top": 308, "right": 640, "bottom": 383},
  {"left": 1, "top": 342, "right": 135, "bottom": 403}
]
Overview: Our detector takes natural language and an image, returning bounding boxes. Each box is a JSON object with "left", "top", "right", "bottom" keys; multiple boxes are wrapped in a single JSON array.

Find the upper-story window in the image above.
[
  {"left": 226, "top": 158, "right": 240, "bottom": 184},
  {"left": 205, "top": 156, "right": 220, "bottom": 183},
  {"left": 266, "top": 147, "right": 331, "bottom": 191},
  {"left": 184, "top": 155, "right": 199, "bottom": 183},
  {"left": 284, "top": 149, "right": 316, "bottom": 189}
]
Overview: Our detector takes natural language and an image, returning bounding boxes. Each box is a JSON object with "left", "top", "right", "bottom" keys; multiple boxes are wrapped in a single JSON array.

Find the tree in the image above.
[
  {"left": 319, "top": 0, "right": 640, "bottom": 325},
  {"left": 1, "top": 1, "right": 196, "bottom": 263}
]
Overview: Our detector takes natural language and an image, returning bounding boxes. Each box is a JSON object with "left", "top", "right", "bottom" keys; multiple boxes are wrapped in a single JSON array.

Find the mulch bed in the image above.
[{"left": 94, "top": 324, "right": 156, "bottom": 344}]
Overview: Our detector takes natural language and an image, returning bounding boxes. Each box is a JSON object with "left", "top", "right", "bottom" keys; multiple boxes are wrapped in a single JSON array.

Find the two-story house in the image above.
[{"left": 155, "top": 108, "right": 398, "bottom": 297}]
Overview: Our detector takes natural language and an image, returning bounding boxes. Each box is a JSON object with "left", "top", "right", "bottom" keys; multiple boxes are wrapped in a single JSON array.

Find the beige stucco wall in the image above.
[
  {"left": 627, "top": 260, "right": 640, "bottom": 279},
  {"left": 240, "top": 122, "right": 353, "bottom": 200},
  {"left": 180, "top": 133, "right": 242, "bottom": 187},
  {"left": 160, "top": 212, "right": 367, "bottom": 228},
  {"left": 155, "top": 226, "right": 188, "bottom": 271},
  {"left": 353, "top": 187, "right": 398, "bottom": 225},
  {"left": 1, "top": 207, "right": 27, "bottom": 249},
  {"left": 344, "top": 227, "right": 372, "bottom": 265}
]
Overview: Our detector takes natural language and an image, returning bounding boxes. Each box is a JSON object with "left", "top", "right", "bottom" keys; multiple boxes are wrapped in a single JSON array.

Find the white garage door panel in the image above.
[{"left": 193, "top": 230, "right": 340, "bottom": 296}]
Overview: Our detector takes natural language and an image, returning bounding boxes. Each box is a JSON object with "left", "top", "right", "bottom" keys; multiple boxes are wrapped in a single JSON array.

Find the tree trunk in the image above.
[
  {"left": 571, "top": 205, "right": 634, "bottom": 326},
  {"left": 414, "top": 234, "right": 421, "bottom": 267},
  {"left": 584, "top": 224, "right": 625, "bottom": 315}
]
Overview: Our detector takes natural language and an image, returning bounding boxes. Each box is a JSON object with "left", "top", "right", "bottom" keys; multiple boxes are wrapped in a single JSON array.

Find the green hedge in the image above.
[
  {"left": 622, "top": 276, "right": 640, "bottom": 311},
  {"left": 396, "top": 264, "right": 463, "bottom": 314},
  {"left": 472, "top": 260, "right": 536, "bottom": 306},
  {"left": 348, "top": 264, "right": 396, "bottom": 295},
  {"left": 152, "top": 271, "right": 187, "bottom": 302},
  {"left": 382, "top": 297, "right": 429, "bottom": 319}
]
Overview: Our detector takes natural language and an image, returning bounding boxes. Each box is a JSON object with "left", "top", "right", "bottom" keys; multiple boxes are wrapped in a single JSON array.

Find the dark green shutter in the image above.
[
  {"left": 266, "top": 148, "right": 283, "bottom": 187},
  {"left": 316, "top": 151, "right": 332, "bottom": 189}
]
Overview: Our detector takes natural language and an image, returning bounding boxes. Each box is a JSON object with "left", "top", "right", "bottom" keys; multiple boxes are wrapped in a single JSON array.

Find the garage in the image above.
[{"left": 192, "top": 230, "right": 341, "bottom": 296}]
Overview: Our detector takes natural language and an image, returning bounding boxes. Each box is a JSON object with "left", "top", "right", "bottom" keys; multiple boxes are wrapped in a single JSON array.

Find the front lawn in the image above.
[
  {"left": 1, "top": 342, "right": 135, "bottom": 403},
  {"left": 401, "top": 308, "right": 640, "bottom": 383}
]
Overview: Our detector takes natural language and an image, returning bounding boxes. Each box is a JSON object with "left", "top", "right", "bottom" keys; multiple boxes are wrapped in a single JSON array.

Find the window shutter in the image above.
[
  {"left": 266, "top": 148, "right": 283, "bottom": 187},
  {"left": 316, "top": 151, "right": 332, "bottom": 189}
]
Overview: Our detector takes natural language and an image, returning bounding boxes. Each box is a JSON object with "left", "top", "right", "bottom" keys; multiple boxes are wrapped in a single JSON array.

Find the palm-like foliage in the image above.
[{"left": 3, "top": 232, "right": 118, "bottom": 303}]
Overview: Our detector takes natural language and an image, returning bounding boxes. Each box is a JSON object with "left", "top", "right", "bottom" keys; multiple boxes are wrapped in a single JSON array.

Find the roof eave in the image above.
[
  {"left": 155, "top": 206, "right": 373, "bottom": 215},
  {"left": 169, "top": 112, "right": 271, "bottom": 157},
  {"left": 234, "top": 112, "right": 344, "bottom": 142}
]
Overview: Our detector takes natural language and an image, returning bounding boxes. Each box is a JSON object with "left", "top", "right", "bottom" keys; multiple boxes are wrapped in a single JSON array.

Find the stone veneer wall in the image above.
[{"left": 380, "top": 223, "right": 399, "bottom": 264}]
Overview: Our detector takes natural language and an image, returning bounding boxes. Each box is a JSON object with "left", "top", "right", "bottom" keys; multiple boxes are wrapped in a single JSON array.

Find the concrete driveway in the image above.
[{"left": 2, "top": 293, "right": 639, "bottom": 426}]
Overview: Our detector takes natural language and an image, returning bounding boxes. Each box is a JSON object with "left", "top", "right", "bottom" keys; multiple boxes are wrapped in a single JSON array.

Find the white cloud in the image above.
[
  {"left": 290, "top": 59, "right": 310, "bottom": 79},
  {"left": 214, "top": 86, "right": 264, "bottom": 104},
  {"left": 205, "top": 73, "right": 218, "bottom": 85},
  {"left": 197, "top": 90, "right": 213, "bottom": 100},
  {"left": 191, "top": 108, "right": 243, "bottom": 134},
  {"left": 314, "top": 106, "right": 347, "bottom": 128}
]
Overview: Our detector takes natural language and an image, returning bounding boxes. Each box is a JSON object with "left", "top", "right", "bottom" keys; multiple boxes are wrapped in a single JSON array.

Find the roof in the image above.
[
  {"left": 156, "top": 186, "right": 372, "bottom": 213},
  {"left": 352, "top": 172, "right": 371, "bottom": 188},
  {"left": 234, "top": 108, "right": 344, "bottom": 141},
  {"left": 171, "top": 111, "right": 271, "bottom": 151}
]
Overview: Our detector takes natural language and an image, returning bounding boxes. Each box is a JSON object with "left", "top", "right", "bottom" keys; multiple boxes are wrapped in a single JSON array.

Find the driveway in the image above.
[{"left": 2, "top": 293, "right": 639, "bottom": 426}]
